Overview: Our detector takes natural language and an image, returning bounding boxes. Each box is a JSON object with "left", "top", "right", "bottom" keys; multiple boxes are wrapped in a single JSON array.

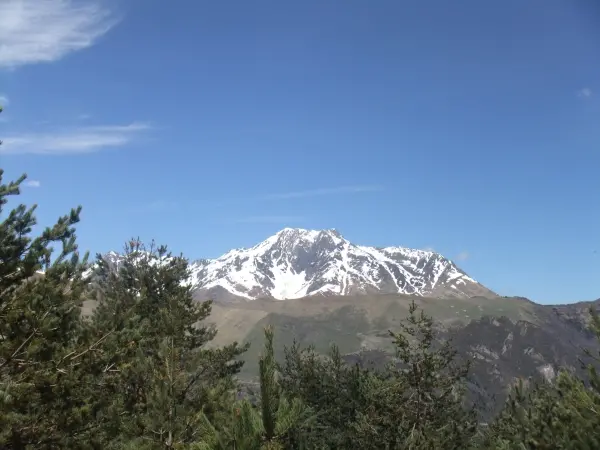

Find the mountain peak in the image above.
[
  {"left": 267, "top": 228, "right": 346, "bottom": 251},
  {"left": 275, "top": 227, "right": 342, "bottom": 238},
  {"left": 326, "top": 228, "right": 342, "bottom": 237},
  {"left": 191, "top": 229, "right": 496, "bottom": 301}
]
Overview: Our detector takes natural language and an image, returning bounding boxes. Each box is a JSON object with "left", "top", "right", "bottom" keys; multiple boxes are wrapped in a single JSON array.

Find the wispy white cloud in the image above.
[
  {"left": 23, "top": 179, "right": 41, "bottom": 188},
  {"left": 260, "top": 185, "right": 384, "bottom": 200},
  {"left": 577, "top": 87, "right": 593, "bottom": 98},
  {"left": 234, "top": 216, "right": 305, "bottom": 224},
  {"left": 0, "top": 94, "right": 9, "bottom": 106},
  {"left": 0, "top": 0, "right": 119, "bottom": 69},
  {"left": 455, "top": 251, "right": 470, "bottom": 262},
  {"left": 0, "top": 122, "right": 150, "bottom": 155}
]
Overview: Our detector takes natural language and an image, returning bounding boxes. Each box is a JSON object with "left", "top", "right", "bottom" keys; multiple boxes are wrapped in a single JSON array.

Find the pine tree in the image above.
[
  {"left": 349, "top": 300, "right": 478, "bottom": 449},
  {"left": 0, "top": 162, "right": 103, "bottom": 447},
  {"left": 255, "top": 326, "right": 315, "bottom": 449},
  {"left": 278, "top": 301, "right": 477, "bottom": 449},
  {"left": 196, "top": 326, "right": 316, "bottom": 450},
  {"left": 278, "top": 341, "right": 371, "bottom": 448},
  {"left": 88, "top": 240, "right": 249, "bottom": 448},
  {"left": 481, "top": 371, "right": 600, "bottom": 449}
]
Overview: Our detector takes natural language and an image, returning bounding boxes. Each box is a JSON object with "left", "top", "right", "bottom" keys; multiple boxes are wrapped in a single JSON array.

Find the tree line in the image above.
[{"left": 2, "top": 118, "right": 600, "bottom": 448}]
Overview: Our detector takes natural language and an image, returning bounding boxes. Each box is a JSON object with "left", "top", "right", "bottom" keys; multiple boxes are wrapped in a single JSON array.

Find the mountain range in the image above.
[{"left": 100, "top": 228, "right": 496, "bottom": 302}]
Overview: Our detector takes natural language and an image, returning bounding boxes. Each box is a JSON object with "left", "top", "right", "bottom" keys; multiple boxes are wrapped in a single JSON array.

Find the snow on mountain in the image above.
[
  {"left": 88, "top": 228, "right": 495, "bottom": 301},
  {"left": 188, "top": 228, "right": 496, "bottom": 301}
]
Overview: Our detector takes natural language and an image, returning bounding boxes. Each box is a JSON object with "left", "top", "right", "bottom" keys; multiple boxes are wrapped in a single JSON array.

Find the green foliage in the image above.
[
  {"left": 88, "top": 241, "right": 249, "bottom": 448},
  {"left": 481, "top": 371, "right": 600, "bottom": 449},
  {"left": 198, "top": 326, "right": 316, "bottom": 449},
  {"left": 349, "top": 301, "right": 478, "bottom": 449},
  {"left": 279, "top": 341, "right": 370, "bottom": 448},
  {"left": 0, "top": 170, "right": 101, "bottom": 448},
  {"left": 256, "top": 326, "right": 316, "bottom": 449},
  {"left": 279, "top": 300, "right": 478, "bottom": 449}
]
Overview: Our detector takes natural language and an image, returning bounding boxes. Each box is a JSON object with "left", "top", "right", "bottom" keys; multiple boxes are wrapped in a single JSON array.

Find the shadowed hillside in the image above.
[{"left": 204, "top": 293, "right": 600, "bottom": 416}]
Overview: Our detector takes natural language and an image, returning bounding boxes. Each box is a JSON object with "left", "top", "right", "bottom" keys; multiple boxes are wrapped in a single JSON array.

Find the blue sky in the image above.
[{"left": 1, "top": 0, "right": 599, "bottom": 304}]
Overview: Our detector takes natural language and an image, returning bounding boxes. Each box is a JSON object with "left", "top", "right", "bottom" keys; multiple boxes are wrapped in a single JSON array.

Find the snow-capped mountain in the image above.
[{"left": 187, "top": 228, "right": 496, "bottom": 301}]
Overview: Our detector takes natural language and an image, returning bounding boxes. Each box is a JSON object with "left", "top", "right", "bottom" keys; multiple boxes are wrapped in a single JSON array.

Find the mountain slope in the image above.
[
  {"left": 191, "top": 228, "right": 496, "bottom": 301},
  {"left": 204, "top": 293, "right": 600, "bottom": 419}
]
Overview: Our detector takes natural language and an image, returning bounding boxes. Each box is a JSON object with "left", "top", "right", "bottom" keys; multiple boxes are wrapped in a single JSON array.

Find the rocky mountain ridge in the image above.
[{"left": 92, "top": 228, "right": 497, "bottom": 302}]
